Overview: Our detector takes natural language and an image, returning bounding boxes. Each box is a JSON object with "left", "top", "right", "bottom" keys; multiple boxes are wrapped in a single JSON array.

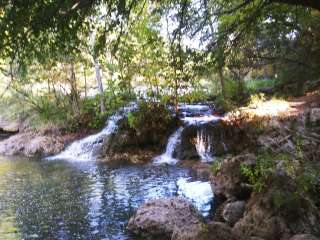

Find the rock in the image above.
[
  {"left": 232, "top": 172, "right": 320, "bottom": 240},
  {"left": 0, "top": 131, "right": 76, "bottom": 157},
  {"left": 187, "top": 161, "right": 213, "bottom": 181},
  {"left": 101, "top": 116, "right": 177, "bottom": 162},
  {"left": 175, "top": 125, "right": 199, "bottom": 160},
  {"left": 0, "top": 117, "right": 20, "bottom": 133},
  {"left": 211, "top": 153, "right": 256, "bottom": 200},
  {"left": 175, "top": 121, "right": 246, "bottom": 161},
  {"left": 222, "top": 201, "right": 246, "bottom": 226},
  {"left": 127, "top": 197, "right": 203, "bottom": 240},
  {"left": 289, "top": 234, "right": 319, "bottom": 240},
  {"left": 309, "top": 108, "right": 320, "bottom": 125},
  {"left": 101, "top": 149, "right": 157, "bottom": 164},
  {"left": 196, "top": 221, "right": 239, "bottom": 240}
]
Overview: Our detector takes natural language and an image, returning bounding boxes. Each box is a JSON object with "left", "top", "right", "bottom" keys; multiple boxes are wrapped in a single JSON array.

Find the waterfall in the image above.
[
  {"left": 153, "top": 127, "right": 184, "bottom": 165},
  {"left": 154, "top": 104, "right": 221, "bottom": 165},
  {"left": 195, "top": 130, "right": 214, "bottom": 163},
  {"left": 47, "top": 104, "right": 136, "bottom": 161}
]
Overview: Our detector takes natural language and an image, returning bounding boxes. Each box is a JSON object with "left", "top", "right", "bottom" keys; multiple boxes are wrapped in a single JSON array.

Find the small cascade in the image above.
[
  {"left": 179, "top": 104, "right": 220, "bottom": 125},
  {"left": 153, "top": 127, "right": 184, "bottom": 165},
  {"left": 47, "top": 104, "right": 136, "bottom": 161},
  {"left": 154, "top": 103, "right": 222, "bottom": 165},
  {"left": 195, "top": 130, "right": 214, "bottom": 163}
]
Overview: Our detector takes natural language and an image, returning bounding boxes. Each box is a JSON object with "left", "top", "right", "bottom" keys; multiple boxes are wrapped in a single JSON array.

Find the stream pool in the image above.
[{"left": 0, "top": 156, "right": 213, "bottom": 240}]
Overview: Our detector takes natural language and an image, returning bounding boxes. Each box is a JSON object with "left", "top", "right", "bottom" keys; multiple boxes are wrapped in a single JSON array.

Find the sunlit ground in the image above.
[
  {"left": 223, "top": 92, "right": 320, "bottom": 123},
  {"left": 223, "top": 91, "right": 320, "bottom": 124},
  {"left": 247, "top": 99, "right": 291, "bottom": 117}
]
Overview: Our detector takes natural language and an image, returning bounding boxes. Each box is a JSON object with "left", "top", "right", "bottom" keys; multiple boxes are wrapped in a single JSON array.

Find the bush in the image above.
[
  {"left": 240, "top": 151, "right": 290, "bottom": 192},
  {"left": 127, "top": 101, "right": 179, "bottom": 138}
]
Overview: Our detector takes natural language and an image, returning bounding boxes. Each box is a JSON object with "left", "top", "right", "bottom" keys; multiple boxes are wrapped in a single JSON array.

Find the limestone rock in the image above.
[
  {"left": 0, "top": 117, "right": 20, "bottom": 133},
  {"left": 309, "top": 108, "right": 320, "bottom": 125},
  {"left": 211, "top": 153, "right": 256, "bottom": 200},
  {"left": 0, "top": 131, "right": 75, "bottom": 157},
  {"left": 232, "top": 172, "right": 320, "bottom": 240},
  {"left": 222, "top": 200, "right": 246, "bottom": 226},
  {"left": 289, "top": 234, "right": 319, "bottom": 240},
  {"left": 197, "top": 221, "right": 239, "bottom": 240},
  {"left": 127, "top": 197, "right": 203, "bottom": 240}
]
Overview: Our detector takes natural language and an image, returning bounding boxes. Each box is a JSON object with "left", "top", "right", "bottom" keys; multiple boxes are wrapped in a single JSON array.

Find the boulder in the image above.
[
  {"left": 0, "top": 117, "right": 20, "bottom": 133},
  {"left": 196, "top": 221, "right": 239, "bottom": 240},
  {"left": 222, "top": 200, "right": 246, "bottom": 226},
  {"left": 211, "top": 153, "right": 256, "bottom": 200},
  {"left": 0, "top": 131, "right": 76, "bottom": 157},
  {"left": 101, "top": 116, "right": 177, "bottom": 162},
  {"left": 127, "top": 197, "right": 203, "bottom": 240},
  {"left": 175, "top": 121, "right": 245, "bottom": 161},
  {"left": 232, "top": 172, "right": 320, "bottom": 240},
  {"left": 309, "top": 108, "right": 320, "bottom": 126},
  {"left": 289, "top": 234, "right": 319, "bottom": 240}
]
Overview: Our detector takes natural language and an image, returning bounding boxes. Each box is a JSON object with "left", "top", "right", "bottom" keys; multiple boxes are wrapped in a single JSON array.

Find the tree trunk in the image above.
[
  {"left": 70, "top": 63, "right": 80, "bottom": 116},
  {"left": 218, "top": 68, "right": 226, "bottom": 98},
  {"left": 94, "top": 59, "right": 106, "bottom": 114},
  {"left": 83, "top": 65, "right": 87, "bottom": 98}
]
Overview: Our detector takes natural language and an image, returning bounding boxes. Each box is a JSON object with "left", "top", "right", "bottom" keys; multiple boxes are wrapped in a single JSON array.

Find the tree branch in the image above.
[{"left": 269, "top": 0, "right": 320, "bottom": 10}]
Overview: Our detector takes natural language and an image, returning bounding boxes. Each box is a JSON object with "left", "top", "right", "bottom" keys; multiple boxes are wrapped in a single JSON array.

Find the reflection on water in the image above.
[{"left": 0, "top": 156, "right": 192, "bottom": 240}]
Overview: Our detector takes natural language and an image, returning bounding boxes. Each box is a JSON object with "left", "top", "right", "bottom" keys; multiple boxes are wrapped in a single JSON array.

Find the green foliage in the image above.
[
  {"left": 247, "top": 93, "right": 267, "bottom": 108},
  {"left": 240, "top": 151, "right": 290, "bottom": 192},
  {"left": 296, "top": 167, "right": 320, "bottom": 194},
  {"left": 80, "top": 97, "right": 106, "bottom": 130},
  {"left": 245, "top": 78, "right": 276, "bottom": 92},
  {"left": 211, "top": 160, "right": 222, "bottom": 175},
  {"left": 126, "top": 101, "right": 179, "bottom": 137}
]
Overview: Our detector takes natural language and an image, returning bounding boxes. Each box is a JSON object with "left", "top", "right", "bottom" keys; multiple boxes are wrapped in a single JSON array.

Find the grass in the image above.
[{"left": 245, "top": 78, "right": 276, "bottom": 92}]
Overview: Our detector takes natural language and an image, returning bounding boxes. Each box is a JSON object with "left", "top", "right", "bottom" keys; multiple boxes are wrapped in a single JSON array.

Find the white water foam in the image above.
[
  {"left": 177, "top": 178, "right": 214, "bottom": 216},
  {"left": 195, "top": 130, "right": 214, "bottom": 163},
  {"left": 153, "top": 127, "right": 184, "bottom": 165}
]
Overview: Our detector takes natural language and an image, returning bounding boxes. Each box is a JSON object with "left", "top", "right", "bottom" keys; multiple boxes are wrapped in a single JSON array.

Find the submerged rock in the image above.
[{"left": 127, "top": 197, "right": 204, "bottom": 240}]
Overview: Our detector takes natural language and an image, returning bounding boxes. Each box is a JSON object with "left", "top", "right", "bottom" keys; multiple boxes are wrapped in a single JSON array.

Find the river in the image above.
[
  {"left": 0, "top": 103, "right": 218, "bottom": 239},
  {"left": 0, "top": 156, "right": 214, "bottom": 239}
]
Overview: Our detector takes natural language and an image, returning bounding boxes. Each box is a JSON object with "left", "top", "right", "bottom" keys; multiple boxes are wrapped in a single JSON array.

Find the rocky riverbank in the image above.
[
  {"left": 0, "top": 126, "right": 81, "bottom": 157},
  {"left": 1, "top": 95, "right": 320, "bottom": 239},
  {"left": 127, "top": 95, "right": 320, "bottom": 240}
]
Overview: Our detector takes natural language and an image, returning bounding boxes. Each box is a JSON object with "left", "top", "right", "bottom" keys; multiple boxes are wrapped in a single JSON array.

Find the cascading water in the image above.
[
  {"left": 195, "top": 129, "right": 214, "bottom": 163},
  {"left": 154, "top": 104, "right": 221, "bottom": 165},
  {"left": 153, "top": 127, "right": 184, "bottom": 165},
  {"left": 47, "top": 104, "right": 136, "bottom": 161}
]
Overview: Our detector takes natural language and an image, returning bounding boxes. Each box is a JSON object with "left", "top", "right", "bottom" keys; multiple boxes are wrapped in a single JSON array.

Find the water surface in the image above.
[{"left": 0, "top": 156, "right": 209, "bottom": 240}]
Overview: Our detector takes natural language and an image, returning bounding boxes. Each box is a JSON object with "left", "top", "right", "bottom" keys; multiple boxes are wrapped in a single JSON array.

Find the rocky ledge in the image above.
[
  {"left": 128, "top": 154, "right": 320, "bottom": 240},
  {"left": 0, "top": 127, "right": 79, "bottom": 157},
  {"left": 127, "top": 197, "right": 241, "bottom": 240}
]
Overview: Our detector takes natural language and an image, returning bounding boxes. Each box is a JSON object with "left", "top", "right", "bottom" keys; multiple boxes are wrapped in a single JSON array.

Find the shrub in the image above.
[
  {"left": 240, "top": 151, "right": 290, "bottom": 192},
  {"left": 127, "top": 101, "right": 179, "bottom": 137}
]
